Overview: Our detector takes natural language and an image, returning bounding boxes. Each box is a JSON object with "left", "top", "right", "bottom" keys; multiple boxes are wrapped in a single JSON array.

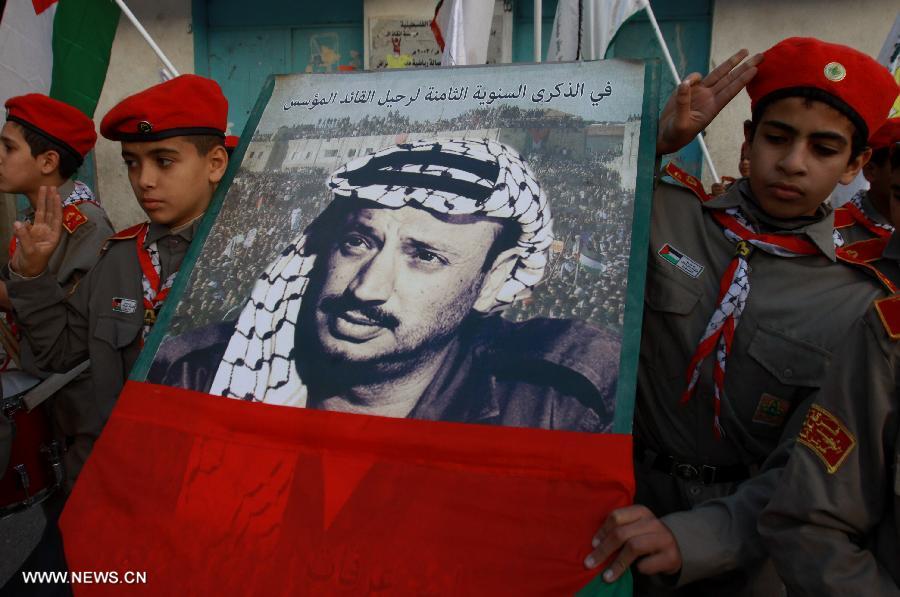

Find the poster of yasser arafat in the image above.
[{"left": 64, "top": 61, "right": 659, "bottom": 595}]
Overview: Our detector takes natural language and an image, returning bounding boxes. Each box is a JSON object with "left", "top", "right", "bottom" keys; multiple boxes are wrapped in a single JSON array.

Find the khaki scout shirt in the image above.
[
  {"left": 3, "top": 180, "right": 113, "bottom": 489},
  {"left": 760, "top": 303, "right": 900, "bottom": 597},
  {"left": 4, "top": 220, "right": 197, "bottom": 476},
  {"left": 637, "top": 179, "right": 886, "bottom": 586}
]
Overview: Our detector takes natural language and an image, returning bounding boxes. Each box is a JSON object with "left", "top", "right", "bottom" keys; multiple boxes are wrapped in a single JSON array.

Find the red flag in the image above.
[
  {"left": 31, "top": 0, "right": 58, "bottom": 15},
  {"left": 61, "top": 382, "right": 633, "bottom": 594}
]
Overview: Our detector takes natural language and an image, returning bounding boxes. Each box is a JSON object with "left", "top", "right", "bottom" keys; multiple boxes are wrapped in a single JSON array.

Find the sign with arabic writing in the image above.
[
  {"left": 107, "top": 60, "right": 658, "bottom": 595},
  {"left": 148, "top": 60, "right": 653, "bottom": 429},
  {"left": 367, "top": 3, "right": 511, "bottom": 70}
]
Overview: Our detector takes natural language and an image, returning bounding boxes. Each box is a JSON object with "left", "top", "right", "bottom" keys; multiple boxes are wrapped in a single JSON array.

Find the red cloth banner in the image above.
[{"left": 61, "top": 381, "right": 633, "bottom": 595}]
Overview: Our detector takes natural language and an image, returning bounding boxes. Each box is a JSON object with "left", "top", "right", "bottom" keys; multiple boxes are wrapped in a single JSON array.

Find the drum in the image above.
[{"left": 0, "top": 370, "right": 63, "bottom": 518}]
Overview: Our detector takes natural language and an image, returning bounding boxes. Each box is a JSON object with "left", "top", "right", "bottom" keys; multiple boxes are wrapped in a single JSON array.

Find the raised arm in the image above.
[{"left": 656, "top": 49, "right": 762, "bottom": 156}]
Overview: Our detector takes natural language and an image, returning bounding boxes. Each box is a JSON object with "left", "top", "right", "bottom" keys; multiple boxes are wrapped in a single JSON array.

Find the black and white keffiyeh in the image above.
[{"left": 210, "top": 138, "right": 553, "bottom": 406}]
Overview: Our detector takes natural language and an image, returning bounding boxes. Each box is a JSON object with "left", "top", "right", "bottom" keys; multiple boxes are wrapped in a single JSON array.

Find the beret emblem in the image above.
[
  {"left": 823, "top": 62, "right": 847, "bottom": 82},
  {"left": 137, "top": 120, "right": 153, "bottom": 134}
]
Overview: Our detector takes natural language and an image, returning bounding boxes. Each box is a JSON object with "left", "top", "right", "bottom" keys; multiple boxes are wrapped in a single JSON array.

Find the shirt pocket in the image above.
[
  {"left": 641, "top": 259, "right": 705, "bottom": 379},
  {"left": 644, "top": 258, "right": 704, "bottom": 314},
  {"left": 738, "top": 326, "right": 830, "bottom": 437},
  {"left": 93, "top": 314, "right": 142, "bottom": 350}
]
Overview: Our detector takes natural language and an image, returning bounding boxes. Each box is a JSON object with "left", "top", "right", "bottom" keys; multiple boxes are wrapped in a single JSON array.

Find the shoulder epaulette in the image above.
[
  {"left": 664, "top": 162, "right": 710, "bottom": 202},
  {"left": 61, "top": 204, "right": 88, "bottom": 234},
  {"left": 875, "top": 295, "right": 900, "bottom": 340},
  {"left": 103, "top": 222, "right": 148, "bottom": 252},
  {"left": 833, "top": 207, "right": 855, "bottom": 229}
]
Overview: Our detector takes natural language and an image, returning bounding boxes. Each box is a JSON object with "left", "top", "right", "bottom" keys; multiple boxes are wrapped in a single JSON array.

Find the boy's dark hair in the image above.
[
  {"left": 184, "top": 134, "right": 226, "bottom": 156},
  {"left": 17, "top": 122, "right": 81, "bottom": 180},
  {"left": 870, "top": 146, "right": 890, "bottom": 167},
  {"left": 748, "top": 87, "right": 868, "bottom": 159}
]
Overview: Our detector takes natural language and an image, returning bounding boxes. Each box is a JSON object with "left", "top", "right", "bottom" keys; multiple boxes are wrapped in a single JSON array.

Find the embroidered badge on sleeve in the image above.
[
  {"left": 797, "top": 404, "right": 855, "bottom": 474},
  {"left": 62, "top": 204, "right": 88, "bottom": 233}
]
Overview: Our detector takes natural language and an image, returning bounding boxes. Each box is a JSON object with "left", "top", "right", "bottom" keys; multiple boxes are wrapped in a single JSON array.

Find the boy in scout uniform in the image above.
[
  {"left": 835, "top": 117, "right": 899, "bottom": 244},
  {"left": 0, "top": 94, "right": 113, "bottom": 489},
  {"left": 1, "top": 75, "right": 229, "bottom": 470},
  {"left": 584, "top": 38, "right": 898, "bottom": 595},
  {"left": 759, "top": 149, "right": 900, "bottom": 596},
  {"left": 0, "top": 93, "right": 113, "bottom": 595}
]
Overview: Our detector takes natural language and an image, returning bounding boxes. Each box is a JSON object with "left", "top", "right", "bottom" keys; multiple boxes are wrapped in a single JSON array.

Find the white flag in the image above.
[
  {"left": 0, "top": 0, "right": 56, "bottom": 105},
  {"left": 431, "top": 0, "right": 495, "bottom": 66},
  {"left": 548, "top": 0, "right": 646, "bottom": 62}
]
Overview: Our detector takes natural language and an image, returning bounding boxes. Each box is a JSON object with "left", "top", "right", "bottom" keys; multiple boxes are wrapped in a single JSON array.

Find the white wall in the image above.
[
  {"left": 704, "top": 0, "right": 897, "bottom": 188},
  {"left": 93, "top": 0, "right": 194, "bottom": 230}
]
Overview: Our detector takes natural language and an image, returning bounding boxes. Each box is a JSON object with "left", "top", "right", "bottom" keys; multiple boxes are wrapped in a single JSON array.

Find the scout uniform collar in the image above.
[
  {"left": 144, "top": 219, "right": 199, "bottom": 247},
  {"left": 835, "top": 190, "right": 894, "bottom": 242},
  {"left": 857, "top": 190, "right": 893, "bottom": 229},
  {"left": 56, "top": 179, "right": 76, "bottom": 204},
  {"left": 702, "top": 179, "right": 837, "bottom": 261}
]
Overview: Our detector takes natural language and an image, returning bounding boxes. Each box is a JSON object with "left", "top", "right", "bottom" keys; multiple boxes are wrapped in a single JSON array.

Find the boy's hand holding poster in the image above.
[{"left": 60, "top": 59, "right": 659, "bottom": 595}]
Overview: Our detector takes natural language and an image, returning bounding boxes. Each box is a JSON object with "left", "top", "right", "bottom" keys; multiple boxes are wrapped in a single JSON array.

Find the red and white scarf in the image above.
[
  {"left": 843, "top": 189, "right": 893, "bottom": 240},
  {"left": 681, "top": 206, "right": 837, "bottom": 438},
  {"left": 136, "top": 224, "right": 177, "bottom": 342}
]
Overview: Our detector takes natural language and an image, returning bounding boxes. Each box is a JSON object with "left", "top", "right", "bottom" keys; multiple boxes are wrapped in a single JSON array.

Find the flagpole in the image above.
[
  {"left": 534, "top": 0, "right": 542, "bottom": 62},
  {"left": 641, "top": 1, "right": 720, "bottom": 182},
  {"left": 112, "top": 0, "right": 180, "bottom": 78}
]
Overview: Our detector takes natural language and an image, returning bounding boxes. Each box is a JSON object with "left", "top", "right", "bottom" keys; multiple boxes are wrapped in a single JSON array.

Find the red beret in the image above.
[
  {"left": 100, "top": 74, "right": 227, "bottom": 142},
  {"left": 747, "top": 37, "right": 899, "bottom": 141},
  {"left": 869, "top": 117, "right": 900, "bottom": 150},
  {"left": 5, "top": 94, "right": 97, "bottom": 160},
  {"left": 225, "top": 135, "right": 239, "bottom": 149}
]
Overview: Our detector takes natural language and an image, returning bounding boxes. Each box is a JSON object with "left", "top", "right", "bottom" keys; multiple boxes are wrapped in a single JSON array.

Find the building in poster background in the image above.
[
  {"left": 148, "top": 61, "right": 649, "bottom": 438},
  {"left": 367, "top": 1, "right": 512, "bottom": 69}
]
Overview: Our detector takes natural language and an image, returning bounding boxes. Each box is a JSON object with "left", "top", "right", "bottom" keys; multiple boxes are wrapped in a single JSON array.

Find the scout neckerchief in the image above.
[
  {"left": 665, "top": 163, "right": 833, "bottom": 438},
  {"left": 210, "top": 138, "right": 553, "bottom": 406},
  {"left": 838, "top": 189, "right": 894, "bottom": 241},
  {"left": 136, "top": 224, "right": 177, "bottom": 342},
  {"left": 2, "top": 182, "right": 100, "bottom": 370}
]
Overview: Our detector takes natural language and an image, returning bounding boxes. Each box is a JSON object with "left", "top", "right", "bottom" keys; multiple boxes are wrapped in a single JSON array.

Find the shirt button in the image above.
[
  {"left": 689, "top": 486, "right": 702, "bottom": 497},
  {"left": 783, "top": 368, "right": 793, "bottom": 378}
]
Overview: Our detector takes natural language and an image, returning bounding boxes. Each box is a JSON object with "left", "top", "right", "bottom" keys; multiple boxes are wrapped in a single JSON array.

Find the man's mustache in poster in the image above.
[{"left": 320, "top": 293, "right": 402, "bottom": 330}]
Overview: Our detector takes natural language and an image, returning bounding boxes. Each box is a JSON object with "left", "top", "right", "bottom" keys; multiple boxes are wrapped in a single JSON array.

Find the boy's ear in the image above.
[
  {"left": 841, "top": 147, "right": 872, "bottom": 185},
  {"left": 207, "top": 145, "right": 228, "bottom": 185},
  {"left": 37, "top": 150, "right": 60, "bottom": 176}
]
